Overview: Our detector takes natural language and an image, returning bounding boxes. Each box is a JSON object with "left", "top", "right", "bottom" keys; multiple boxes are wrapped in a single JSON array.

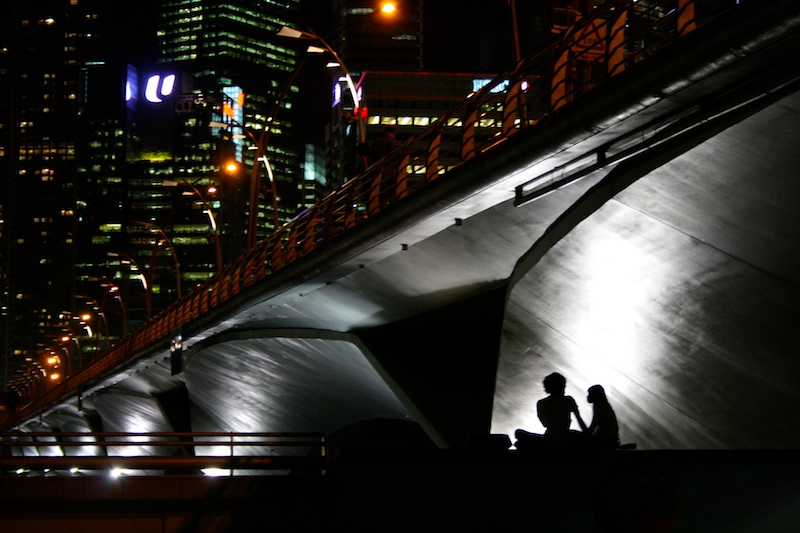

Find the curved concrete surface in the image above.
[{"left": 492, "top": 89, "right": 800, "bottom": 449}]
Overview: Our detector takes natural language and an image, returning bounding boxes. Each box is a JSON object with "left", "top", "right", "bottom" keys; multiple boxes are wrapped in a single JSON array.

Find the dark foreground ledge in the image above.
[{"left": 1, "top": 449, "right": 797, "bottom": 531}]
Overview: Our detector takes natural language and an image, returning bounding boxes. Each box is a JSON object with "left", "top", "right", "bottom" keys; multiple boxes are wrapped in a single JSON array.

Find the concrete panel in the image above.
[
  {"left": 182, "top": 336, "right": 410, "bottom": 437},
  {"left": 493, "top": 90, "right": 800, "bottom": 449}
]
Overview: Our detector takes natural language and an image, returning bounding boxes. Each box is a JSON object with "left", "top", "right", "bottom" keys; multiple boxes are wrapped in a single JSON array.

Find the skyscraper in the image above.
[{"left": 0, "top": 1, "right": 131, "bottom": 397}]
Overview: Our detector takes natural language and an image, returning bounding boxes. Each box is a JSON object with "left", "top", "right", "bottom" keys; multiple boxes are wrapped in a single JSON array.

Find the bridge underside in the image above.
[
  {"left": 11, "top": 4, "right": 800, "bottom": 453},
  {"left": 494, "top": 87, "right": 800, "bottom": 449}
]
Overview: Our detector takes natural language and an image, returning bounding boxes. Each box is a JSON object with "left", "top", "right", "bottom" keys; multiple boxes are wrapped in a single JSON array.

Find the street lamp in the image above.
[
  {"left": 75, "top": 294, "right": 107, "bottom": 354},
  {"left": 59, "top": 332, "right": 82, "bottom": 371},
  {"left": 162, "top": 179, "right": 223, "bottom": 273},
  {"left": 208, "top": 118, "right": 281, "bottom": 243},
  {"left": 135, "top": 220, "right": 183, "bottom": 302},
  {"left": 277, "top": 26, "right": 364, "bottom": 144},
  {"left": 107, "top": 251, "right": 150, "bottom": 320},
  {"left": 87, "top": 277, "right": 130, "bottom": 339}
]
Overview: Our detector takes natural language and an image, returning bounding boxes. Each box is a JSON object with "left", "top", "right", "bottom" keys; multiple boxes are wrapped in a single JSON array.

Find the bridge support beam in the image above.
[{"left": 356, "top": 284, "right": 507, "bottom": 448}]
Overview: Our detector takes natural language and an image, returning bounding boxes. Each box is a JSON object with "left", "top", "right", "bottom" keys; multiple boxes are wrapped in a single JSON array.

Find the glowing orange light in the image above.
[
  {"left": 225, "top": 162, "right": 239, "bottom": 173},
  {"left": 380, "top": 2, "right": 397, "bottom": 15},
  {"left": 50, "top": 373, "right": 60, "bottom": 381}
]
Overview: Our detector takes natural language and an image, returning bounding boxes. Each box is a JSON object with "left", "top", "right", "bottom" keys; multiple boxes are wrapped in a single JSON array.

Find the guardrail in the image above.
[
  {"left": 4, "top": 0, "right": 746, "bottom": 424},
  {"left": 0, "top": 431, "right": 326, "bottom": 476}
]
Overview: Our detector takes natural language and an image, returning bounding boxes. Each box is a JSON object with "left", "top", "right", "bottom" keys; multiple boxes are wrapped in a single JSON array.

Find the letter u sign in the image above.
[{"left": 145, "top": 74, "right": 177, "bottom": 103}]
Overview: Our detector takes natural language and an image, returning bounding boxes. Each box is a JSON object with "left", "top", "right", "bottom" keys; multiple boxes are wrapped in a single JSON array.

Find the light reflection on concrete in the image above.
[{"left": 492, "top": 90, "right": 800, "bottom": 449}]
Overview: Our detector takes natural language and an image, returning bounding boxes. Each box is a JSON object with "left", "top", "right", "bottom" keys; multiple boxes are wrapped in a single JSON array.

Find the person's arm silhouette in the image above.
[{"left": 572, "top": 399, "right": 588, "bottom": 433}]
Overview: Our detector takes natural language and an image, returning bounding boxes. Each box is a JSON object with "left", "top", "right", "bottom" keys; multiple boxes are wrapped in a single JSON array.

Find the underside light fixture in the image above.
[
  {"left": 202, "top": 467, "right": 232, "bottom": 477},
  {"left": 70, "top": 467, "right": 79, "bottom": 474},
  {"left": 276, "top": 26, "right": 304, "bottom": 39}
]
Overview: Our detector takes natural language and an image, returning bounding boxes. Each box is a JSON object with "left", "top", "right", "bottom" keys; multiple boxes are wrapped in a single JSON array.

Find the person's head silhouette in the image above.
[
  {"left": 543, "top": 372, "right": 567, "bottom": 396},
  {"left": 587, "top": 384, "right": 608, "bottom": 404}
]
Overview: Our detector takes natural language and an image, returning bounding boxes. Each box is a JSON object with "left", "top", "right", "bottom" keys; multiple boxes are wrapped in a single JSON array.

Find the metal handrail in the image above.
[
  {"left": 0, "top": 431, "right": 326, "bottom": 476},
  {"left": 4, "top": 0, "right": 747, "bottom": 424}
]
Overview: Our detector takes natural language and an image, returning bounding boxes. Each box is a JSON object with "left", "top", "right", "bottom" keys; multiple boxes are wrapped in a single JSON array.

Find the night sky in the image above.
[{"left": 301, "top": 0, "right": 513, "bottom": 71}]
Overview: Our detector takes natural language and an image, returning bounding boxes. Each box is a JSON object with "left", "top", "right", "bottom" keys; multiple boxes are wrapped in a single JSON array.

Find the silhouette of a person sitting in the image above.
[
  {"left": 514, "top": 372, "right": 586, "bottom": 450},
  {"left": 583, "top": 384, "right": 620, "bottom": 449}
]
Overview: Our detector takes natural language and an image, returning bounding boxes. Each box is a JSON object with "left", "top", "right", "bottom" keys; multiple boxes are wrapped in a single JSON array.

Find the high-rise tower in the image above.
[{"left": 0, "top": 1, "right": 135, "bottom": 397}]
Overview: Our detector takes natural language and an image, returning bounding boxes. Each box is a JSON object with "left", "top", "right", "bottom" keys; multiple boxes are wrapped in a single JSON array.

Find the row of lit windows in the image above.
[
  {"left": 15, "top": 237, "right": 73, "bottom": 244},
  {"left": 367, "top": 115, "right": 506, "bottom": 129},
  {"left": 18, "top": 145, "right": 76, "bottom": 155},
  {"left": 121, "top": 235, "right": 214, "bottom": 249}
]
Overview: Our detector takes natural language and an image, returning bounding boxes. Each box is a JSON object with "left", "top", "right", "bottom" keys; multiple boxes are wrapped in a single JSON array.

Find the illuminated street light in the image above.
[
  {"left": 107, "top": 251, "right": 150, "bottom": 319},
  {"left": 107, "top": 252, "right": 147, "bottom": 292},
  {"left": 209, "top": 117, "right": 281, "bottom": 247},
  {"left": 135, "top": 220, "right": 183, "bottom": 302},
  {"left": 76, "top": 294, "right": 108, "bottom": 355},
  {"left": 277, "top": 26, "right": 363, "bottom": 143},
  {"left": 86, "top": 277, "right": 130, "bottom": 339},
  {"left": 162, "top": 179, "right": 223, "bottom": 273}
]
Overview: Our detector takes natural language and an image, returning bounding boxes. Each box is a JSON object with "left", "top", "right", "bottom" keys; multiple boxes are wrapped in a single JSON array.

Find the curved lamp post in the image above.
[
  {"left": 107, "top": 251, "right": 150, "bottom": 320},
  {"left": 208, "top": 118, "right": 281, "bottom": 243},
  {"left": 162, "top": 179, "right": 223, "bottom": 273},
  {"left": 135, "top": 220, "right": 183, "bottom": 304},
  {"left": 87, "top": 277, "right": 130, "bottom": 339},
  {"left": 75, "top": 294, "right": 108, "bottom": 355},
  {"left": 277, "top": 26, "right": 364, "bottom": 144}
]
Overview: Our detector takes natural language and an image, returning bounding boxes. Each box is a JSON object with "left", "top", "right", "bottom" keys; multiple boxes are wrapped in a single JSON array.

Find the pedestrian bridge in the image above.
[{"left": 4, "top": 1, "right": 800, "bottom": 457}]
